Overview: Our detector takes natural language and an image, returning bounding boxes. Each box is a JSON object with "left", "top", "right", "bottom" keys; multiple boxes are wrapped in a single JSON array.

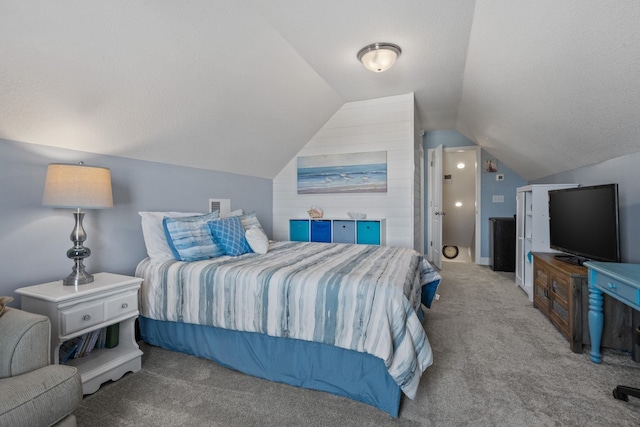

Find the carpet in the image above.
[{"left": 75, "top": 262, "right": 640, "bottom": 426}]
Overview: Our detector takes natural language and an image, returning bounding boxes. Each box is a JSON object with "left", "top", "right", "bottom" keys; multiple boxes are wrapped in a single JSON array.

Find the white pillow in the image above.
[
  {"left": 245, "top": 226, "right": 269, "bottom": 255},
  {"left": 139, "top": 211, "right": 203, "bottom": 262},
  {"left": 220, "top": 209, "right": 244, "bottom": 218}
]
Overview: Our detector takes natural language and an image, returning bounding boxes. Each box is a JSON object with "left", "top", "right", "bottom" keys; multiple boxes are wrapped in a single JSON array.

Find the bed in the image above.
[{"left": 135, "top": 237, "right": 440, "bottom": 417}]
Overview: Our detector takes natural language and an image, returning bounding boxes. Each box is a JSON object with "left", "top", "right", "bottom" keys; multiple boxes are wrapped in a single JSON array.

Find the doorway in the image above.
[
  {"left": 426, "top": 146, "right": 480, "bottom": 266},
  {"left": 442, "top": 149, "right": 477, "bottom": 263}
]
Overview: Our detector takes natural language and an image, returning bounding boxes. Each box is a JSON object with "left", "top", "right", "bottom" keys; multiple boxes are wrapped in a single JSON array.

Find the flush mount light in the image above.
[
  {"left": 455, "top": 201, "right": 463, "bottom": 207},
  {"left": 457, "top": 162, "right": 465, "bottom": 169},
  {"left": 357, "top": 43, "right": 402, "bottom": 72}
]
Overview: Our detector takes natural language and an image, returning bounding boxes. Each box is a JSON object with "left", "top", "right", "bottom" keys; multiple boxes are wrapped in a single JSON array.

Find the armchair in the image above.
[{"left": 0, "top": 307, "right": 82, "bottom": 427}]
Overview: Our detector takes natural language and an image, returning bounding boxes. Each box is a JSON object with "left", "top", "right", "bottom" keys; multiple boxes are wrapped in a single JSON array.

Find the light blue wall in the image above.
[
  {"left": 532, "top": 151, "right": 640, "bottom": 263},
  {"left": 479, "top": 150, "right": 526, "bottom": 259},
  {"left": 423, "top": 130, "right": 527, "bottom": 259},
  {"left": 0, "top": 139, "right": 272, "bottom": 304},
  {"left": 424, "top": 129, "right": 475, "bottom": 149}
]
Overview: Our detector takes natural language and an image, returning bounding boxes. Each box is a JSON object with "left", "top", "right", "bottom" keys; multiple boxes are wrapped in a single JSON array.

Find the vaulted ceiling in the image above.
[{"left": 1, "top": 1, "right": 639, "bottom": 181}]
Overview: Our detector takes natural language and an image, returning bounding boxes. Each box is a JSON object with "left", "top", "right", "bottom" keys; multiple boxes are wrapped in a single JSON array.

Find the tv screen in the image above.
[{"left": 548, "top": 184, "right": 621, "bottom": 265}]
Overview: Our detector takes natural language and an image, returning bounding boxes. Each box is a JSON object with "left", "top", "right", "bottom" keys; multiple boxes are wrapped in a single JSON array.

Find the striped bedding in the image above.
[{"left": 136, "top": 240, "right": 440, "bottom": 399}]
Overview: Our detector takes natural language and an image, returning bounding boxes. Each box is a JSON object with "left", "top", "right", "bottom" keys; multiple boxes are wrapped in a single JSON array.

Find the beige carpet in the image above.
[{"left": 75, "top": 262, "right": 640, "bottom": 426}]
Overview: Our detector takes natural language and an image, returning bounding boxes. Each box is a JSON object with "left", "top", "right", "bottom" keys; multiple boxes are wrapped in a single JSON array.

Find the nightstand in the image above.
[{"left": 16, "top": 272, "right": 143, "bottom": 395}]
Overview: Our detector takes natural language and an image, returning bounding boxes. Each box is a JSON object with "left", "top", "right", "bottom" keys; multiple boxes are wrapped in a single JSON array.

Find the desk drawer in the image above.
[
  {"left": 594, "top": 273, "right": 640, "bottom": 307},
  {"left": 61, "top": 301, "right": 105, "bottom": 335}
]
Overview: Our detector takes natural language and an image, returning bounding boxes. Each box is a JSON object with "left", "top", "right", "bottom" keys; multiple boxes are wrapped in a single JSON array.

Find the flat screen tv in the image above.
[{"left": 548, "top": 184, "right": 621, "bottom": 266}]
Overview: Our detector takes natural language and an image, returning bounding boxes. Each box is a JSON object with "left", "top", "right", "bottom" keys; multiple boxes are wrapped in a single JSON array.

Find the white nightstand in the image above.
[{"left": 16, "top": 272, "right": 143, "bottom": 395}]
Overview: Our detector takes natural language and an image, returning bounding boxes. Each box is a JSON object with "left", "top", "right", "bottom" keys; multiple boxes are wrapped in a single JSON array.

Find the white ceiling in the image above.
[{"left": 1, "top": 1, "right": 639, "bottom": 181}]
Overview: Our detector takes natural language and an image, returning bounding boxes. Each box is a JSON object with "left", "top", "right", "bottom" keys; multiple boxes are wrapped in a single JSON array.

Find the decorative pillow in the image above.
[
  {"left": 239, "top": 211, "right": 266, "bottom": 235},
  {"left": 208, "top": 216, "right": 253, "bottom": 256},
  {"left": 0, "top": 296, "right": 13, "bottom": 317},
  {"left": 245, "top": 226, "right": 269, "bottom": 254},
  {"left": 162, "top": 212, "right": 224, "bottom": 261},
  {"left": 220, "top": 209, "right": 244, "bottom": 218},
  {"left": 139, "top": 211, "right": 204, "bottom": 262}
]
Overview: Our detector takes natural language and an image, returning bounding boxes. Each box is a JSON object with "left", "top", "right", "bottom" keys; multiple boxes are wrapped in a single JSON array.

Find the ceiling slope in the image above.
[
  {"left": 1, "top": 1, "right": 639, "bottom": 181},
  {"left": 458, "top": 0, "right": 640, "bottom": 180},
  {"left": 252, "top": 0, "right": 476, "bottom": 131},
  {"left": 0, "top": 1, "right": 343, "bottom": 179}
]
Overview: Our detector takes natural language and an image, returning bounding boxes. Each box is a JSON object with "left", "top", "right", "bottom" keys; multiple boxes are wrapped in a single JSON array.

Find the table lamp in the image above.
[{"left": 42, "top": 162, "right": 113, "bottom": 286}]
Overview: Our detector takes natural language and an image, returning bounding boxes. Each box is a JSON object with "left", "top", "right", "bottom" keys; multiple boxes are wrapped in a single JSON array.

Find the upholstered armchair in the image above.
[{"left": 0, "top": 307, "right": 82, "bottom": 427}]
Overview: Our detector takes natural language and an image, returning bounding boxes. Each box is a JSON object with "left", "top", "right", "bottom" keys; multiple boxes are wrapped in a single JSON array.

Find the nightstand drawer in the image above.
[
  {"left": 106, "top": 291, "right": 138, "bottom": 320},
  {"left": 61, "top": 301, "right": 105, "bottom": 335}
]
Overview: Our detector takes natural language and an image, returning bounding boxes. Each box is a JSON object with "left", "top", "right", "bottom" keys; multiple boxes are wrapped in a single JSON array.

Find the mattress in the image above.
[{"left": 136, "top": 240, "right": 440, "bottom": 399}]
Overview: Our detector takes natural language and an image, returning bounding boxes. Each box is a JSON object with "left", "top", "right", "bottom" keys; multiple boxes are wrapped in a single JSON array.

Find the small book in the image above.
[
  {"left": 105, "top": 323, "right": 119, "bottom": 349},
  {"left": 73, "top": 334, "right": 87, "bottom": 359},
  {"left": 78, "top": 333, "right": 91, "bottom": 358},
  {"left": 85, "top": 330, "right": 101, "bottom": 355},
  {"left": 97, "top": 327, "right": 107, "bottom": 349},
  {"left": 59, "top": 337, "right": 82, "bottom": 363}
]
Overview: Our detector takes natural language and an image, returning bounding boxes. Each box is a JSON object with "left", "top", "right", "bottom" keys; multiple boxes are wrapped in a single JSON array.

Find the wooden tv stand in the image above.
[{"left": 532, "top": 253, "right": 633, "bottom": 353}]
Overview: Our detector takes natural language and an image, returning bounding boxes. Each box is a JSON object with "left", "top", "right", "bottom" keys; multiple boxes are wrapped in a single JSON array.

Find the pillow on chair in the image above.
[{"left": 0, "top": 296, "right": 13, "bottom": 317}]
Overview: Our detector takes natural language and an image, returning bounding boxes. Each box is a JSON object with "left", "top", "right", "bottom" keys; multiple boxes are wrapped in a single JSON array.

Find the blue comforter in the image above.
[{"left": 136, "top": 241, "right": 440, "bottom": 399}]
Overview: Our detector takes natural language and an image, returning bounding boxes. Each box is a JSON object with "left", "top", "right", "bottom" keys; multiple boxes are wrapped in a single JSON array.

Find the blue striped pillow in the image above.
[
  {"left": 162, "top": 212, "right": 224, "bottom": 261},
  {"left": 239, "top": 211, "right": 265, "bottom": 234}
]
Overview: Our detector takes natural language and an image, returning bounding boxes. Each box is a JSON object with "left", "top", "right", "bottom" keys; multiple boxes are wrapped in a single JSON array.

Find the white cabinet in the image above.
[
  {"left": 16, "top": 273, "right": 143, "bottom": 395},
  {"left": 515, "top": 184, "right": 578, "bottom": 301}
]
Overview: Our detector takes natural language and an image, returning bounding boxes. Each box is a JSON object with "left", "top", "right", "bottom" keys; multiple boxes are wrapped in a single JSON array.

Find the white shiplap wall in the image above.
[
  {"left": 413, "top": 100, "right": 424, "bottom": 252},
  {"left": 272, "top": 93, "right": 418, "bottom": 249}
]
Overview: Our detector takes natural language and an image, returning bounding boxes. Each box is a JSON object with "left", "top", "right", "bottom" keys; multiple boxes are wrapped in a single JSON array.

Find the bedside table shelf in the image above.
[{"left": 16, "top": 272, "right": 143, "bottom": 395}]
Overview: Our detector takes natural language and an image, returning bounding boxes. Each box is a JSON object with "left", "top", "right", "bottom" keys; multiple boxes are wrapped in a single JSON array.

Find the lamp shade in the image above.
[
  {"left": 43, "top": 163, "right": 113, "bottom": 209},
  {"left": 357, "top": 43, "right": 402, "bottom": 73}
]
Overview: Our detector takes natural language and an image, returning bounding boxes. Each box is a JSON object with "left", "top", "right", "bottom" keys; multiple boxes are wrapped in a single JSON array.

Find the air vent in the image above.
[{"left": 209, "top": 199, "right": 231, "bottom": 217}]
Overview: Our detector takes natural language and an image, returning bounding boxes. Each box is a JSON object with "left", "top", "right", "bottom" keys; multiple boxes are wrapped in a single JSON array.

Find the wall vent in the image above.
[{"left": 209, "top": 199, "right": 231, "bottom": 217}]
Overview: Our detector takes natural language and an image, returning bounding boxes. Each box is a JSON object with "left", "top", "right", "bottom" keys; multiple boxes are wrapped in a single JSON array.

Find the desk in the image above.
[{"left": 585, "top": 261, "right": 640, "bottom": 364}]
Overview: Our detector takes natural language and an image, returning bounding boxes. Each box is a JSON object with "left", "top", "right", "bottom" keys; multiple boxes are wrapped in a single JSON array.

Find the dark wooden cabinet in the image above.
[
  {"left": 533, "top": 252, "right": 586, "bottom": 352},
  {"left": 532, "top": 252, "right": 633, "bottom": 353}
]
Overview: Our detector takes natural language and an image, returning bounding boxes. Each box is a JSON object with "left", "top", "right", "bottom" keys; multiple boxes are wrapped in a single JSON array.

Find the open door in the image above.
[{"left": 428, "top": 145, "right": 443, "bottom": 269}]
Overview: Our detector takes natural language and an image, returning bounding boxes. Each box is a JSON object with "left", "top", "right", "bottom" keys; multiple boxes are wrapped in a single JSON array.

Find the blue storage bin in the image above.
[
  {"left": 333, "top": 220, "right": 356, "bottom": 244},
  {"left": 357, "top": 221, "right": 381, "bottom": 245},
  {"left": 311, "top": 220, "right": 332, "bottom": 243},
  {"left": 290, "top": 220, "right": 310, "bottom": 242}
]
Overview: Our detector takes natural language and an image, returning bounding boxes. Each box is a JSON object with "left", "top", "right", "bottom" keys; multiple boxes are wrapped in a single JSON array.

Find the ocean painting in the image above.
[{"left": 297, "top": 151, "right": 387, "bottom": 194}]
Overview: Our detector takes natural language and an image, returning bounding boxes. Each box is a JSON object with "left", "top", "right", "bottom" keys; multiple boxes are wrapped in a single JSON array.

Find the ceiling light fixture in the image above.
[{"left": 357, "top": 43, "right": 402, "bottom": 72}]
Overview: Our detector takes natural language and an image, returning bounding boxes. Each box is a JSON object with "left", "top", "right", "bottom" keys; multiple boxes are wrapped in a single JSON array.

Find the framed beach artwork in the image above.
[{"left": 297, "top": 151, "right": 387, "bottom": 194}]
